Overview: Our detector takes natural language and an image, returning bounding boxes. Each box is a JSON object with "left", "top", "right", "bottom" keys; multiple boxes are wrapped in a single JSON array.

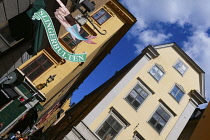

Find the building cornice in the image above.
[
  {"left": 142, "top": 45, "right": 159, "bottom": 60},
  {"left": 190, "top": 90, "right": 207, "bottom": 106}
]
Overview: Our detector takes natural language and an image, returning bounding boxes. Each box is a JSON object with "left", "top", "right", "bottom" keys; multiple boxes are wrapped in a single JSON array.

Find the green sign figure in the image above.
[{"left": 32, "top": 9, "right": 86, "bottom": 62}]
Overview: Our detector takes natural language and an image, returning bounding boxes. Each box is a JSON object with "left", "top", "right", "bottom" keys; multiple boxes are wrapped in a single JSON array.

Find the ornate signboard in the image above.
[{"left": 32, "top": 9, "right": 86, "bottom": 62}]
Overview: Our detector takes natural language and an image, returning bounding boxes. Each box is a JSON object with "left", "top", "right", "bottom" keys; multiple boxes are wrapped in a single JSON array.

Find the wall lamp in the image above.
[{"left": 36, "top": 75, "right": 56, "bottom": 90}]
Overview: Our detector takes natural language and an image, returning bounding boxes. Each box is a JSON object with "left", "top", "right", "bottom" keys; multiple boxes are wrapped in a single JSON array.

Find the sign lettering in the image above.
[{"left": 32, "top": 9, "right": 86, "bottom": 62}]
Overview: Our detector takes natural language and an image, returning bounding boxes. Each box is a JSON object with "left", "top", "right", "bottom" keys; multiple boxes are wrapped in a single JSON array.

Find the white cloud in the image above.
[
  {"left": 135, "top": 30, "right": 172, "bottom": 53},
  {"left": 121, "top": 0, "right": 210, "bottom": 100},
  {"left": 121, "top": 0, "right": 210, "bottom": 31},
  {"left": 183, "top": 31, "right": 210, "bottom": 100}
]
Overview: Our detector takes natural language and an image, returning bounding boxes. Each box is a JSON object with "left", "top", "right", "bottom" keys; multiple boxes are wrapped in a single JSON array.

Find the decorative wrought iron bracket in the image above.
[{"left": 70, "top": 0, "right": 107, "bottom": 35}]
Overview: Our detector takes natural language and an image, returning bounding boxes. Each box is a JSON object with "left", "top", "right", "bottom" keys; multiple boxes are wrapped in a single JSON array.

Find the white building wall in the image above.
[{"left": 166, "top": 100, "right": 197, "bottom": 140}]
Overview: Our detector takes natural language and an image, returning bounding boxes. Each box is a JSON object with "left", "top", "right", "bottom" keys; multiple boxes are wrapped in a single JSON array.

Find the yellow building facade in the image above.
[
  {"left": 15, "top": 0, "right": 136, "bottom": 131},
  {"left": 46, "top": 43, "right": 206, "bottom": 140}
]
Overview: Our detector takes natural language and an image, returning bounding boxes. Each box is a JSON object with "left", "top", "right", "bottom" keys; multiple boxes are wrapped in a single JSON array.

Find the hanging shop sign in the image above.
[
  {"left": 54, "top": 0, "right": 96, "bottom": 44},
  {"left": 32, "top": 9, "right": 86, "bottom": 62}
]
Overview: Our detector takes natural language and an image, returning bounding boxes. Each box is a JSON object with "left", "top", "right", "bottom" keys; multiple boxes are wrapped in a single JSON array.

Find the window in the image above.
[
  {"left": 92, "top": 8, "right": 111, "bottom": 25},
  {"left": 96, "top": 107, "right": 130, "bottom": 140},
  {"left": 0, "top": 24, "right": 16, "bottom": 52},
  {"left": 149, "top": 64, "right": 165, "bottom": 81},
  {"left": 174, "top": 59, "right": 188, "bottom": 75},
  {"left": 125, "top": 84, "right": 149, "bottom": 110},
  {"left": 169, "top": 85, "right": 185, "bottom": 102},
  {"left": 133, "top": 131, "right": 145, "bottom": 140},
  {"left": 60, "top": 28, "right": 88, "bottom": 50},
  {"left": 22, "top": 54, "right": 53, "bottom": 81},
  {"left": 149, "top": 106, "right": 171, "bottom": 133},
  {"left": 96, "top": 115, "right": 123, "bottom": 140}
]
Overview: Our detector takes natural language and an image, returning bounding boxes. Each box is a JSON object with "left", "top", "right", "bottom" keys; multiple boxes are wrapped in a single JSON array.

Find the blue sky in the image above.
[{"left": 71, "top": 0, "right": 210, "bottom": 103}]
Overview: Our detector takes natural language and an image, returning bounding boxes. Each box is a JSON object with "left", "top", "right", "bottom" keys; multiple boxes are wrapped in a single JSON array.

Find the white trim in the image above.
[
  {"left": 168, "top": 83, "right": 186, "bottom": 103},
  {"left": 123, "top": 81, "right": 151, "bottom": 111},
  {"left": 94, "top": 111, "right": 127, "bottom": 140},
  {"left": 147, "top": 103, "right": 173, "bottom": 134},
  {"left": 148, "top": 63, "right": 165, "bottom": 83},
  {"left": 173, "top": 59, "right": 188, "bottom": 76}
]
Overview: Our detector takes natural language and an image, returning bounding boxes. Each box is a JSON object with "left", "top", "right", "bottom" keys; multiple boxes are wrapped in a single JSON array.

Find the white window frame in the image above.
[
  {"left": 124, "top": 81, "right": 151, "bottom": 111},
  {"left": 147, "top": 104, "right": 173, "bottom": 133},
  {"left": 148, "top": 64, "right": 165, "bottom": 82},
  {"left": 95, "top": 107, "right": 130, "bottom": 140},
  {"left": 173, "top": 59, "right": 188, "bottom": 76},
  {"left": 169, "top": 84, "right": 185, "bottom": 103}
]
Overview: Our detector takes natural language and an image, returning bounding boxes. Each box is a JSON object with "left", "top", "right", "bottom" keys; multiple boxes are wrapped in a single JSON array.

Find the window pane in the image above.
[
  {"left": 80, "top": 30, "right": 89, "bottom": 38},
  {"left": 157, "top": 107, "right": 164, "bottom": 115},
  {"left": 181, "top": 64, "right": 187, "bottom": 71},
  {"left": 30, "top": 62, "right": 39, "bottom": 69},
  {"left": 154, "top": 74, "right": 161, "bottom": 81},
  {"left": 174, "top": 60, "right": 187, "bottom": 75},
  {"left": 92, "top": 13, "right": 100, "bottom": 19},
  {"left": 175, "top": 61, "right": 181, "bottom": 69},
  {"left": 105, "top": 129, "right": 117, "bottom": 140},
  {"left": 0, "top": 25, "right": 15, "bottom": 44},
  {"left": 93, "top": 9, "right": 106, "bottom": 19},
  {"left": 113, "top": 122, "right": 123, "bottom": 132},
  {"left": 126, "top": 94, "right": 134, "bottom": 103},
  {"left": 176, "top": 92, "right": 184, "bottom": 102},
  {"left": 150, "top": 68, "right": 156, "bottom": 76},
  {"left": 63, "top": 36, "right": 71, "bottom": 42},
  {"left": 37, "top": 55, "right": 47, "bottom": 63},
  {"left": 97, "top": 129, "right": 106, "bottom": 138},
  {"left": 126, "top": 84, "right": 148, "bottom": 110},
  {"left": 130, "top": 90, "right": 138, "bottom": 98},
  {"left": 134, "top": 85, "right": 142, "bottom": 93},
  {"left": 102, "top": 122, "right": 111, "bottom": 132},
  {"left": 104, "top": 14, "right": 111, "bottom": 20},
  {"left": 107, "top": 116, "right": 116, "bottom": 126},
  {"left": 22, "top": 66, "right": 32, "bottom": 75},
  {"left": 92, "top": 8, "right": 111, "bottom": 24},
  {"left": 61, "top": 28, "right": 88, "bottom": 49},
  {"left": 171, "top": 86, "right": 179, "bottom": 96},
  {"left": 162, "top": 113, "right": 170, "bottom": 121},
  {"left": 149, "top": 107, "right": 170, "bottom": 133},
  {"left": 21, "top": 54, "right": 53, "bottom": 81},
  {"left": 149, "top": 117, "right": 157, "bottom": 126},
  {"left": 179, "top": 68, "right": 185, "bottom": 75},
  {"left": 133, "top": 100, "right": 141, "bottom": 109},
  {"left": 158, "top": 118, "right": 166, "bottom": 126},
  {"left": 136, "top": 95, "right": 144, "bottom": 104},
  {"left": 156, "top": 123, "right": 163, "bottom": 131},
  {"left": 170, "top": 85, "right": 184, "bottom": 102},
  {"left": 140, "top": 90, "right": 148, "bottom": 99},
  {"left": 36, "top": 66, "right": 44, "bottom": 75},
  {"left": 158, "top": 70, "right": 164, "bottom": 76},
  {"left": 152, "top": 113, "right": 160, "bottom": 121},
  {"left": 96, "top": 116, "right": 123, "bottom": 140},
  {"left": 149, "top": 65, "right": 164, "bottom": 81},
  {"left": 28, "top": 72, "right": 38, "bottom": 80},
  {"left": 98, "top": 18, "right": 106, "bottom": 24},
  {"left": 43, "top": 61, "right": 53, "bottom": 69}
]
